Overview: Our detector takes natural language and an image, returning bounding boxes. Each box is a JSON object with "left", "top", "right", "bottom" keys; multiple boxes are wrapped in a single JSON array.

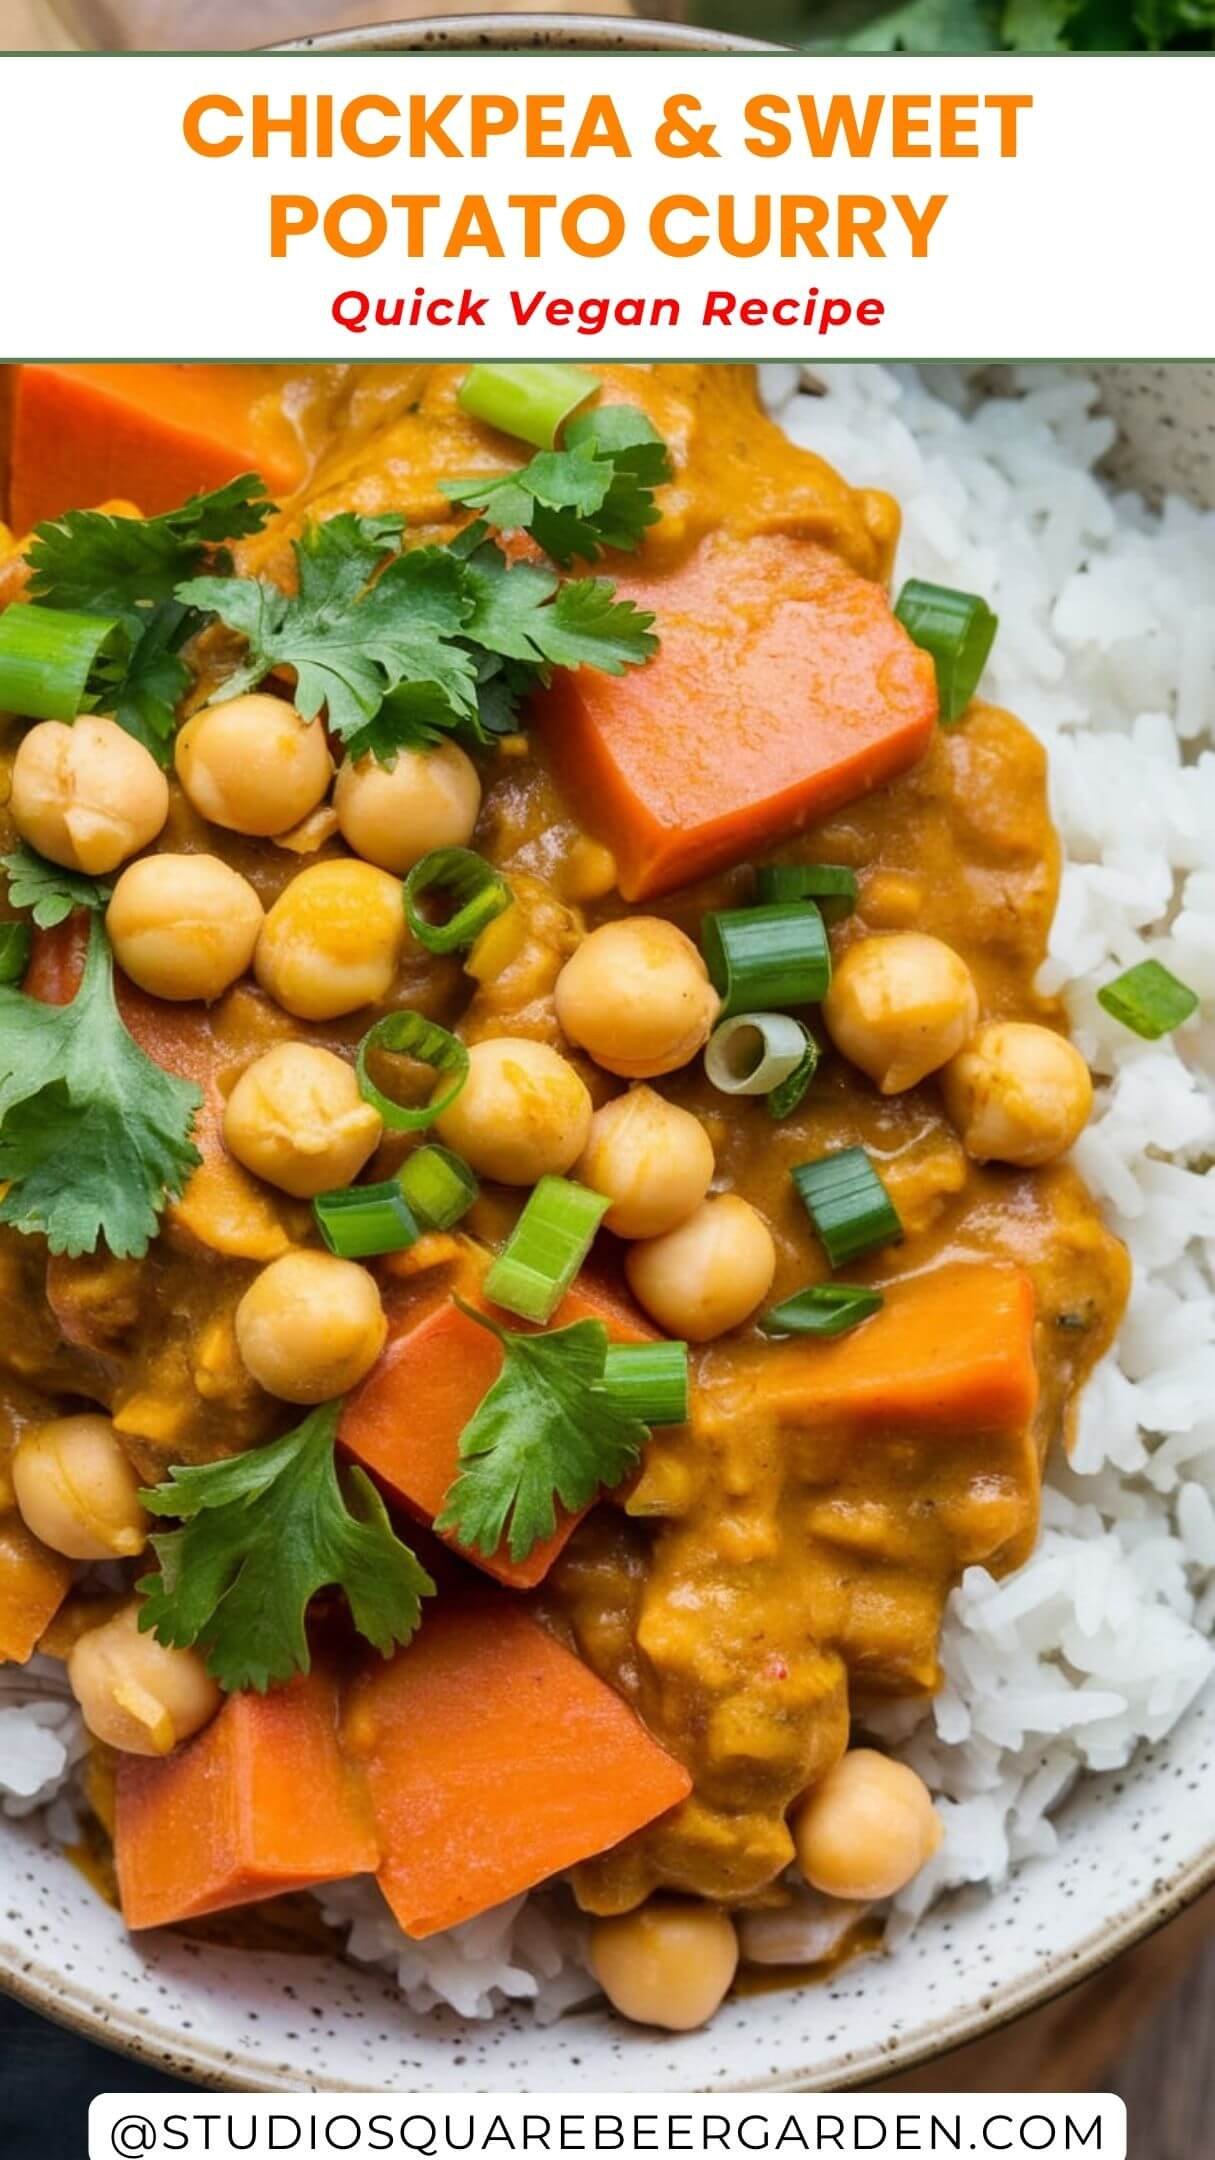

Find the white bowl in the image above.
[{"left": 2, "top": 358, "right": 1214, "bottom": 2093}]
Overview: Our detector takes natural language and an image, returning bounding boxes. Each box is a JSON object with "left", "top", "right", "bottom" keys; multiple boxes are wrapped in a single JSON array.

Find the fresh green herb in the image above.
[
  {"left": 398, "top": 1145, "right": 479, "bottom": 1231},
  {"left": 601, "top": 1340, "right": 690, "bottom": 1425},
  {"left": 837, "top": 0, "right": 1215, "bottom": 54},
  {"left": 1, "top": 847, "right": 111, "bottom": 929},
  {"left": 760, "top": 1283, "right": 885, "bottom": 1338},
  {"left": 441, "top": 405, "right": 674, "bottom": 567},
  {"left": 484, "top": 1176, "right": 610, "bottom": 1326},
  {"left": 0, "top": 603, "right": 130, "bottom": 725},
  {"left": 436, "top": 1302, "right": 648, "bottom": 1564},
  {"left": 137, "top": 1401, "right": 434, "bottom": 1694},
  {"left": 404, "top": 847, "right": 514, "bottom": 955},
  {"left": 702, "top": 902, "right": 832, "bottom": 1020},
  {"left": 1097, "top": 959, "right": 1200, "bottom": 1040},
  {"left": 0, "top": 913, "right": 201, "bottom": 1257},
  {"left": 24, "top": 476, "right": 274, "bottom": 762},
  {"left": 756, "top": 863, "right": 858, "bottom": 924},
  {"left": 792, "top": 1147, "right": 903, "bottom": 1269},
  {"left": 894, "top": 579, "right": 998, "bottom": 725},
  {"left": 457, "top": 362, "right": 599, "bottom": 449},
  {"left": 767, "top": 1028, "right": 820, "bottom": 1122},
  {"left": 704, "top": 1012, "right": 813, "bottom": 1098},
  {"left": 355, "top": 1010, "right": 470, "bottom": 1133},
  {"left": 180, "top": 521, "right": 656, "bottom": 764},
  {"left": 313, "top": 1180, "right": 421, "bottom": 1261},
  {"left": 0, "top": 922, "right": 32, "bottom": 984}
]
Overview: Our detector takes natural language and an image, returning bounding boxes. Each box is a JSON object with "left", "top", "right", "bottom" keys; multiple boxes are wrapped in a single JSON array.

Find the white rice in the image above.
[{"left": 3, "top": 362, "right": 1212, "bottom": 2017}]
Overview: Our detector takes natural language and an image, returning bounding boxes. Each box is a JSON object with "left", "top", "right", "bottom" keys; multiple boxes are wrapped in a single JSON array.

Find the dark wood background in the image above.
[{"left": 3, "top": 1898, "right": 1212, "bottom": 2157}]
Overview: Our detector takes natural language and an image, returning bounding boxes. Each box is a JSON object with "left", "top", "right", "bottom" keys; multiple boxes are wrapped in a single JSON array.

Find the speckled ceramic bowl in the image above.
[{"left": 2, "top": 12, "right": 1215, "bottom": 2097}]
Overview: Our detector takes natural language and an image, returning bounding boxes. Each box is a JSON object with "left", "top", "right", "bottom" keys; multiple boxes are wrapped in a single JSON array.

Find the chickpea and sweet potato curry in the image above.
[{"left": 0, "top": 361, "right": 1137, "bottom": 2036}]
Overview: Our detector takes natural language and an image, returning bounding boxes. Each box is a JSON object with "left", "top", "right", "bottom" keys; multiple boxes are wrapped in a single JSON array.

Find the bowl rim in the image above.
[{"left": 268, "top": 14, "right": 780, "bottom": 55}]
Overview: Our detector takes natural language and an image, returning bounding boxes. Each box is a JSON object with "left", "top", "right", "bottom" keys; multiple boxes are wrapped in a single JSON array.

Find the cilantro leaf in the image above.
[
  {"left": 0, "top": 913, "right": 201, "bottom": 1257},
  {"left": 441, "top": 403, "right": 673, "bottom": 566},
  {"left": 435, "top": 1302, "right": 648, "bottom": 1565},
  {"left": 104, "top": 600, "right": 194, "bottom": 762},
  {"left": 2, "top": 847, "right": 110, "bottom": 929},
  {"left": 25, "top": 475, "right": 274, "bottom": 618},
  {"left": 138, "top": 1401, "right": 435, "bottom": 1693},
  {"left": 461, "top": 540, "right": 658, "bottom": 678}
]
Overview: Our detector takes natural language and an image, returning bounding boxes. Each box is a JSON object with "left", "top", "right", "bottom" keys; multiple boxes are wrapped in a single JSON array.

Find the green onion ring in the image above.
[
  {"left": 702, "top": 903, "right": 831, "bottom": 1022},
  {"left": 484, "top": 1176, "right": 609, "bottom": 1326},
  {"left": 1097, "top": 959, "right": 1199, "bottom": 1041},
  {"left": 894, "top": 579, "right": 998, "bottom": 726},
  {"left": 602, "top": 1340, "right": 689, "bottom": 1425},
  {"left": 397, "top": 1144, "right": 479, "bottom": 1230},
  {"left": 792, "top": 1147, "right": 903, "bottom": 1270},
  {"left": 705, "top": 1013, "right": 810, "bottom": 1098},
  {"left": 456, "top": 363, "right": 600, "bottom": 450},
  {"left": 761, "top": 1283, "right": 885, "bottom": 1339},
  {"left": 404, "top": 848, "right": 514, "bottom": 956},
  {"left": 356, "top": 1011, "right": 470, "bottom": 1133},
  {"left": 314, "top": 1181, "right": 421, "bottom": 1261},
  {"left": 756, "top": 863, "right": 858, "bottom": 924},
  {"left": 0, "top": 602, "right": 128, "bottom": 723},
  {"left": 767, "top": 1027, "right": 820, "bottom": 1121}
]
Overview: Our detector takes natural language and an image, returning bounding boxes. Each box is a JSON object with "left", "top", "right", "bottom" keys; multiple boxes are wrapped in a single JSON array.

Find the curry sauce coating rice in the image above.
[{"left": 2, "top": 362, "right": 1213, "bottom": 2028}]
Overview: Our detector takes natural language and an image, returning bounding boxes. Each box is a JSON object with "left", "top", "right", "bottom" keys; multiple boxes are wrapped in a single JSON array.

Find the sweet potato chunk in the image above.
[
  {"left": 341, "top": 1272, "right": 655, "bottom": 1590},
  {"left": 0, "top": 1516, "right": 72, "bottom": 1664},
  {"left": 535, "top": 531, "right": 938, "bottom": 900},
  {"left": 345, "top": 1591, "right": 692, "bottom": 1938},
  {"left": 115, "top": 1670, "right": 378, "bottom": 1930},
  {"left": 7, "top": 364, "right": 306, "bottom": 531}
]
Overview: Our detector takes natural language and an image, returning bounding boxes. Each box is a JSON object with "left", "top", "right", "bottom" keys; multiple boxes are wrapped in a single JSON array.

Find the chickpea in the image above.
[
  {"left": 223, "top": 1043, "right": 383, "bottom": 1199},
  {"left": 107, "top": 853, "right": 263, "bottom": 1002},
  {"left": 554, "top": 918, "right": 719, "bottom": 1080},
  {"left": 942, "top": 1020, "right": 1093, "bottom": 1167},
  {"left": 10, "top": 715, "right": 168, "bottom": 874},
  {"left": 589, "top": 1900, "right": 739, "bottom": 2033},
  {"left": 235, "top": 1250, "right": 387, "bottom": 1403},
  {"left": 435, "top": 1036, "right": 592, "bottom": 1186},
  {"left": 255, "top": 860, "right": 405, "bottom": 1022},
  {"left": 175, "top": 693, "right": 332, "bottom": 839},
  {"left": 67, "top": 1602, "right": 220, "bottom": 1758},
  {"left": 625, "top": 1193, "right": 775, "bottom": 1342},
  {"left": 823, "top": 933, "right": 979, "bottom": 1094},
  {"left": 791, "top": 1748, "right": 942, "bottom": 1902},
  {"left": 334, "top": 741, "right": 481, "bottom": 874},
  {"left": 12, "top": 1414, "right": 148, "bottom": 1562},
  {"left": 578, "top": 1086, "right": 714, "bottom": 1239}
]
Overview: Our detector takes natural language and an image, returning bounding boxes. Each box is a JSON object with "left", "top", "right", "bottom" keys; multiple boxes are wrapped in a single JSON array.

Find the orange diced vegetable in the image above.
[
  {"left": 755, "top": 1263, "right": 1038, "bottom": 1433},
  {"left": 0, "top": 1515, "right": 72, "bottom": 1664},
  {"left": 535, "top": 531, "right": 938, "bottom": 901},
  {"left": 7, "top": 365, "right": 307, "bottom": 531},
  {"left": 115, "top": 1670, "right": 378, "bottom": 1930},
  {"left": 341, "top": 1272, "right": 655, "bottom": 1590},
  {"left": 345, "top": 1591, "right": 692, "bottom": 1938}
]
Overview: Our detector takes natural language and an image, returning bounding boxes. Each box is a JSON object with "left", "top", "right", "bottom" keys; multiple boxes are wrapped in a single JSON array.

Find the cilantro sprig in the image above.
[
  {"left": 24, "top": 476, "right": 273, "bottom": 762},
  {"left": 435, "top": 1301, "right": 649, "bottom": 1565},
  {"left": 0, "top": 903, "right": 202, "bottom": 1259},
  {"left": 440, "top": 406, "right": 674, "bottom": 567},
  {"left": 0, "top": 846, "right": 111, "bottom": 929},
  {"left": 137, "top": 1401, "right": 435, "bottom": 1693},
  {"left": 179, "top": 518, "right": 658, "bottom": 764}
]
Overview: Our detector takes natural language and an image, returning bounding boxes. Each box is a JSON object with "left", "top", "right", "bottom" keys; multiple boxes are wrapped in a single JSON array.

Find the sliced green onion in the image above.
[
  {"left": 894, "top": 579, "right": 998, "bottom": 726},
  {"left": 457, "top": 363, "right": 599, "bottom": 450},
  {"left": 768, "top": 1028, "right": 820, "bottom": 1122},
  {"left": 0, "top": 602, "right": 126, "bottom": 722},
  {"left": 1097, "top": 959, "right": 1199, "bottom": 1041},
  {"left": 314, "top": 1181, "right": 421, "bottom": 1260},
  {"left": 705, "top": 1012, "right": 809, "bottom": 1098},
  {"left": 602, "top": 1341, "right": 689, "bottom": 1425},
  {"left": 0, "top": 921, "right": 32, "bottom": 984},
  {"left": 793, "top": 1147, "right": 903, "bottom": 1269},
  {"left": 484, "top": 1176, "right": 609, "bottom": 1325},
  {"left": 404, "top": 848, "right": 514, "bottom": 956},
  {"left": 761, "top": 1283, "right": 884, "bottom": 1339},
  {"left": 356, "top": 1011, "right": 469, "bottom": 1133},
  {"left": 701, "top": 903, "right": 831, "bottom": 1020},
  {"left": 398, "top": 1144, "right": 479, "bottom": 1230},
  {"left": 756, "top": 863, "right": 858, "bottom": 924}
]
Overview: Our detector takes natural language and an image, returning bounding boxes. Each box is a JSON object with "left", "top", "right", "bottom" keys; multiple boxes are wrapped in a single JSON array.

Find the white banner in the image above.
[
  {"left": 88, "top": 2093, "right": 1128, "bottom": 2160},
  {"left": 0, "top": 53, "right": 1210, "bottom": 359}
]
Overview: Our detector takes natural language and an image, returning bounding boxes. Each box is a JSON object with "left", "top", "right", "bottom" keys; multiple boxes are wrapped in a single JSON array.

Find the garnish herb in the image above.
[
  {"left": 355, "top": 1010, "right": 470, "bottom": 1132},
  {"left": 767, "top": 1028, "right": 820, "bottom": 1122},
  {"left": 0, "top": 922, "right": 32, "bottom": 985},
  {"left": 705, "top": 1012, "right": 813, "bottom": 1099},
  {"left": 0, "top": 603, "right": 128, "bottom": 724},
  {"left": 404, "top": 847, "right": 514, "bottom": 955},
  {"left": 483, "top": 1175, "right": 610, "bottom": 1326},
  {"left": 1097, "top": 958, "right": 1199, "bottom": 1040},
  {"left": 0, "top": 910, "right": 202, "bottom": 1258},
  {"left": 137, "top": 1401, "right": 435, "bottom": 1694},
  {"left": 894, "top": 578, "right": 998, "bottom": 726},
  {"left": 792, "top": 1147, "right": 903, "bottom": 1269},
  {"left": 701, "top": 901, "right": 832, "bottom": 1019},
  {"left": 24, "top": 475, "right": 273, "bottom": 761},
  {"left": 314, "top": 1144, "right": 478, "bottom": 1260},
  {"left": 441, "top": 405, "right": 674, "bottom": 566},
  {"left": 435, "top": 1302, "right": 650, "bottom": 1564},
  {"left": 761, "top": 1283, "right": 885, "bottom": 1339},
  {"left": 1, "top": 846, "right": 111, "bottom": 928},
  {"left": 456, "top": 362, "right": 599, "bottom": 449},
  {"left": 756, "top": 862, "right": 858, "bottom": 924}
]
